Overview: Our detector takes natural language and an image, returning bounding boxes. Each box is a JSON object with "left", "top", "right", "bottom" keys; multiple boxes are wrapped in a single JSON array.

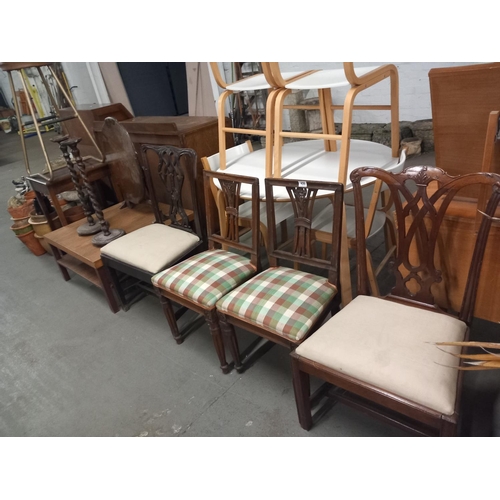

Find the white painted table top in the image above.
[{"left": 217, "top": 139, "right": 403, "bottom": 200}]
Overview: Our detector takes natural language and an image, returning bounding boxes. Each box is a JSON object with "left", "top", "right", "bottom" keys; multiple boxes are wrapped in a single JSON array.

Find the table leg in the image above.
[
  {"left": 95, "top": 266, "right": 120, "bottom": 313},
  {"left": 51, "top": 245, "right": 71, "bottom": 281}
]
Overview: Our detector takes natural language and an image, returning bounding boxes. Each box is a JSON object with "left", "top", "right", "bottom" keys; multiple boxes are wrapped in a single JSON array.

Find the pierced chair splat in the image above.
[
  {"left": 216, "top": 178, "right": 344, "bottom": 373},
  {"left": 201, "top": 141, "right": 295, "bottom": 255},
  {"left": 290, "top": 166, "right": 500, "bottom": 437},
  {"left": 100, "top": 145, "right": 203, "bottom": 311},
  {"left": 151, "top": 171, "right": 262, "bottom": 374}
]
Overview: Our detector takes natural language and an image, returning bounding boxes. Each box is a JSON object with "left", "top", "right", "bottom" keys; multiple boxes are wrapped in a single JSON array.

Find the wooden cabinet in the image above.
[
  {"left": 425, "top": 63, "right": 500, "bottom": 323},
  {"left": 429, "top": 62, "right": 500, "bottom": 198}
]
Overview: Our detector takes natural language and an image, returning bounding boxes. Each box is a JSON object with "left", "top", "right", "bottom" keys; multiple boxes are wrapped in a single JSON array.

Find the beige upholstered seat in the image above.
[
  {"left": 100, "top": 224, "right": 200, "bottom": 275},
  {"left": 295, "top": 295, "right": 467, "bottom": 415}
]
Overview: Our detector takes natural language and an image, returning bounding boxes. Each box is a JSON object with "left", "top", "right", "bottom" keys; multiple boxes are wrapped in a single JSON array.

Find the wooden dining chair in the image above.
[
  {"left": 290, "top": 165, "right": 500, "bottom": 436},
  {"left": 100, "top": 145, "right": 204, "bottom": 310},
  {"left": 201, "top": 141, "right": 295, "bottom": 255},
  {"left": 151, "top": 171, "right": 262, "bottom": 374},
  {"left": 209, "top": 62, "right": 311, "bottom": 176},
  {"left": 216, "top": 178, "right": 344, "bottom": 373}
]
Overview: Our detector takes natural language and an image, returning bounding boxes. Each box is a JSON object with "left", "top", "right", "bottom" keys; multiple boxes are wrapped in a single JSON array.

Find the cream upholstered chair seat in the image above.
[
  {"left": 100, "top": 224, "right": 200, "bottom": 275},
  {"left": 295, "top": 295, "right": 467, "bottom": 415}
]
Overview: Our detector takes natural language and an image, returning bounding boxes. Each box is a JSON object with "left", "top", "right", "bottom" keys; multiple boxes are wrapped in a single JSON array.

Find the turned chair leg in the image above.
[
  {"left": 160, "top": 295, "right": 183, "bottom": 344},
  {"left": 204, "top": 309, "right": 231, "bottom": 374},
  {"left": 217, "top": 311, "right": 242, "bottom": 372},
  {"left": 291, "top": 355, "right": 313, "bottom": 430}
]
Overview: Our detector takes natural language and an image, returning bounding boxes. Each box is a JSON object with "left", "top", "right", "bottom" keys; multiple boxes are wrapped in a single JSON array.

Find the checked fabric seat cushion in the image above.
[
  {"left": 151, "top": 249, "right": 257, "bottom": 308},
  {"left": 216, "top": 267, "right": 337, "bottom": 342}
]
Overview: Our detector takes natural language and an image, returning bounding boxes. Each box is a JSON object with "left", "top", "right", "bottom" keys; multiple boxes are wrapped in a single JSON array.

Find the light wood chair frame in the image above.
[{"left": 263, "top": 62, "right": 400, "bottom": 305}]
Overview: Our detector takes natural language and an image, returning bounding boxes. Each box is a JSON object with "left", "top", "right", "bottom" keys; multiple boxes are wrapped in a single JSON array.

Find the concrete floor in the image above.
[{"left": 1, "top": 129, "right": 499, "bottom": 437}]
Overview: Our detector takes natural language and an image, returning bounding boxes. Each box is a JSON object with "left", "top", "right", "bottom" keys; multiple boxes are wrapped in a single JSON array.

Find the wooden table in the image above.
[
  {"left": 217, "top": 139, "right": 400, "bottom": 197},
  {"left": 44, "top": 202, "right": 160, "bottom": 313}
]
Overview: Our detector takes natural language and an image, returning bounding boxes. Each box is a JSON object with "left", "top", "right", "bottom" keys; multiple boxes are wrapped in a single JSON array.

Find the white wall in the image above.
[
  {"left": 60, "top": 62, "right": 100, "bottom": 106},
  {"left": 217, "top": 62, "right": 482, "bottom": 124}
]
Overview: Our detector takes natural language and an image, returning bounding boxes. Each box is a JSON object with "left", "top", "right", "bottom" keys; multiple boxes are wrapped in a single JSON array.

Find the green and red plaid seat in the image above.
[
  {"left": 151, "top": 249, "right": 257, "bottom": 308},
  {"left": 216, "top": 267, "right": 337, "bottom": 342}
]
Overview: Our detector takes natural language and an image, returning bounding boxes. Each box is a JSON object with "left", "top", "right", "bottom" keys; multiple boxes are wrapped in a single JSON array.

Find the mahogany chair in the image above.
[
  {"left": 291, "top": 166, "right": 500, "bottom": 436},
  {"left": 151, "top": 171, "right": 262, "bottom": 374},
  {"left": 209, "top": 62, "right": 310, "bottom": 175},
  {"left": 216, "top": 178, "right": 344, "bottom": 373},
  {"left": 100, "top": 145, "right": 204, "bottom": 310}
]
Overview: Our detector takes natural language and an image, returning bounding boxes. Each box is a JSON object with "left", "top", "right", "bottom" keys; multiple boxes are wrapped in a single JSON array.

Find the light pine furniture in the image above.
[
  {"left": 209, "top": 62, "right": 310, "bottom": 175},
  {"left": 291, "top": 166, "right": 500, "bottom": 437},
  {"left": 262, "top": 62, "right": 400, "bottom": 304}
]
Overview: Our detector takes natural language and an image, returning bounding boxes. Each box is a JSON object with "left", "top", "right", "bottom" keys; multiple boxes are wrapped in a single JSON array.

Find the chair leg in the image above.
[
  {"left": 265, "top": 89, "right": 278, "bottom": 178},
  {"left": 106, "top": 265, "right": 128, "bottom": 311},
  {"left": 160, "top": 295, "right": 183, "bottom": 344},
  {"left": 390, "top": 68, "right": 400, "bottom": 159},
  {"left": 217, "top": 90, "right": 232, "bottom": 170},
  {"left": 273, "top": 88, "right": 291, "bottom": 178},
  {"left": 440, "top": 418, "right": 457, "bottom": 437},
  {"left": 217, "top": 311, "right": 243, "bottom": 372},
  {"left": 291, "top": 355, "right": 313, "bottom": 430},
  {"left": 204, "top": 308, "right": 231, "bottom": 374},
  {"left": 318, "top": 88, "right": 336, "bottom": 152}
]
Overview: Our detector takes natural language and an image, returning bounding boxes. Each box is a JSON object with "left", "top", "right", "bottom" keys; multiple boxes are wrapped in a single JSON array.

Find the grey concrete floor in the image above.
[{"left": 1, "top": 129, "right": 499, "bottom": 437}]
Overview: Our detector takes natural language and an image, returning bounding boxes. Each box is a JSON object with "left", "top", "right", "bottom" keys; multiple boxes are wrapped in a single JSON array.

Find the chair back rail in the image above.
[{"left": 351, "top": 165, "right": 500, "bottom": 324}]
